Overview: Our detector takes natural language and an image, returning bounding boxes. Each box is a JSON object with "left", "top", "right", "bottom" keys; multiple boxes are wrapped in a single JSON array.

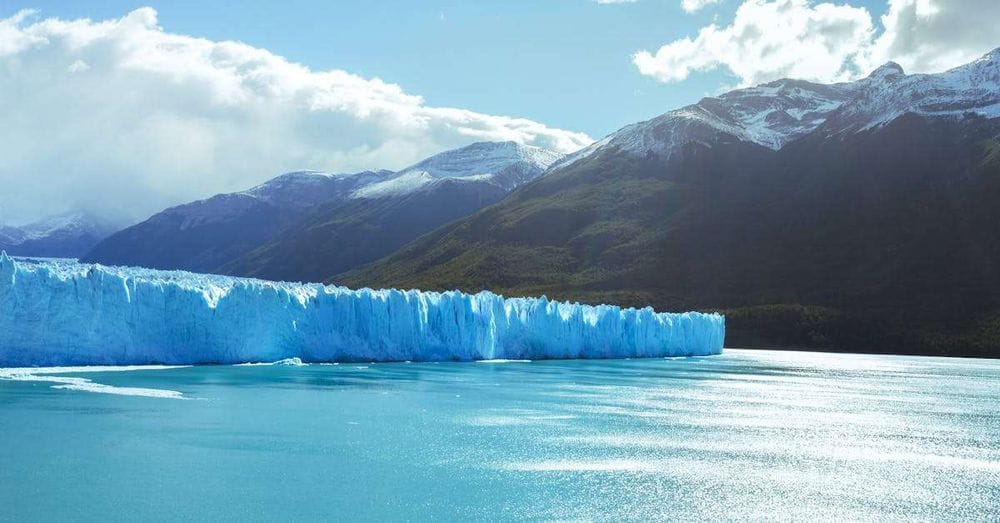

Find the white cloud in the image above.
[
  {"left": 634, "top": 0, "right": 1000, "bottom": 87},
  {"left": 634, "top": 0, "right": 874, "bottom": 85},
  {"left": 67, "top": 59, "right": 89, "bottom": 72},
  {"left": 865, "top": 0, "right": 1000, "bottom": 73},
  {"left": 681, "top": 0, "right": 722, "bottom": 13},
  {"left": 0, "top": 8, "right": 592, "bottom": 224}
]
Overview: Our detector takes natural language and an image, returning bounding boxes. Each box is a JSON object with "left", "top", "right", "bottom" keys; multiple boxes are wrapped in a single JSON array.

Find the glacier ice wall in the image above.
[{"left": 0, "top": 254, "right": 724, "bottom": 366}]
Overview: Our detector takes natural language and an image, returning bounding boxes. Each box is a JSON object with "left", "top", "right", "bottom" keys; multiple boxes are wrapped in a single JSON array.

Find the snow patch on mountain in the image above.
[
  {"left": 832, "top": 49, "right": 1000, "bottom": 132},
  {"left": 145, "top": 168, "right": 397, "bottom": 232},
  {"left": 555, "top": 47, "right": 1000, "bottom": 170},
  {"left": 353, "top": 141, "right": 562, "bottom": 199},
  {"left": 140, "top": 141, "right": 560, "bottom": 226},
  {"left": 353, "top": 171, "right": 437, "bottom": 199},
  {"left": 241, "top": 169, "right": 394, "bottom": 208},
  {"left": 17, "top": 212, "right": 115, "bottom": 241},
  {"left": 0, "top": 212, "right": 121, "bottom": 257}
]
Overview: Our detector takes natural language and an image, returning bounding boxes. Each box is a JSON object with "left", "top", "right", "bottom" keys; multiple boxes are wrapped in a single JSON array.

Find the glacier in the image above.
[{"left": 0, "top": 254, "right": 724, "bottom": 366}]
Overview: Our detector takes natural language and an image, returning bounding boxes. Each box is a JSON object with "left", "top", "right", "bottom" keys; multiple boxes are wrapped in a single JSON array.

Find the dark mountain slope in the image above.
[
  {"left": 341, "top": 51, "right": 1000, "bottom": 356},
  {"left": 222, "top": 178, "right": 509, "bottom": 283},
  {"left": 342, "top": 114, "right": 1000, "bottom": 356},
  {"left": 84, "top": 194, "right": 287, "bottom": 272},
  {"left": 81, "top": 170, "right": 394, "bottom": 272}
]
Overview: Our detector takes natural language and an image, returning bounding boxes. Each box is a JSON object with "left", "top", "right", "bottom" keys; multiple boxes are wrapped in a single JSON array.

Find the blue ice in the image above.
[{"left": 0, "top": 253, "right": 724, "bottom": 366}]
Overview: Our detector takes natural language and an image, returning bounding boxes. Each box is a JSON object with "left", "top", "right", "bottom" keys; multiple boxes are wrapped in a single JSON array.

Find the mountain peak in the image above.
[
  {"left": 867, "top": 61, "right": 905, "bottom": 80},
  {"left": 353, "top": 141, "right": 561, "bottom": 199},
  {"left": 553, "top": 51, "right": 1000, "bottom": 171},
  {"left": 0, "top": 211, "right": 121, "bottom": 259},
  {"left": 21, "top": 211, "right": 119, "bottom": 238},
  {"left": 402, "top": 141, "right": 562, "bottom": 179},
  {"left": 239, "top": 168, "right": 395, "bottom": 209},
  {"left": 967, "top": 46, "right": 1000, "bottom": 70}
]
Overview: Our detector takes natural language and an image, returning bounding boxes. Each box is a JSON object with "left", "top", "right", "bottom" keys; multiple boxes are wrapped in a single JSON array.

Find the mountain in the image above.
[
  {"left": 341, "top": 49, "right": 1000, "bottom": 357},
  {"left": 83, "top": 141, "right": 560, "bottom": 278},
  {"left": 221, "top": 141, "right": 561, "bottom": 282},
  {"left": 81, "top": 169, "right": 394, "bottom": 273},
  {"left": 0, "top": 212, "right": 120, "bottom": 258}
]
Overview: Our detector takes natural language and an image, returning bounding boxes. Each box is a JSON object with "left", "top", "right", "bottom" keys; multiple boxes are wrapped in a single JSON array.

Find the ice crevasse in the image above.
[{"left": 0, "top": 253, "right": 724, "bottom": 366}]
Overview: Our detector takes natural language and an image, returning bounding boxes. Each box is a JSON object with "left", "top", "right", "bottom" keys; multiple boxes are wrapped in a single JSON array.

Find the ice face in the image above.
[{"left": 0, "top": 253, "right": 724, "bottom": 366}]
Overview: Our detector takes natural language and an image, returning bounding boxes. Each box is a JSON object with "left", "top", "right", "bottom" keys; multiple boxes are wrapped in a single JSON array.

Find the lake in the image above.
[{"left": 1, "top": 349, "right": 997, "bottom": 521}]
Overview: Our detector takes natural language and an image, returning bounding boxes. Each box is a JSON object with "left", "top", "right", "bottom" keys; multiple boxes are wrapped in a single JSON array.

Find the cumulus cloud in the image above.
[
  {"left": 681, "top": 0, "right": 722, "bottom": 12},
  {"left": 866, "top": 0, "right": 1000, "bottom": 73},
  {"left": 0, "top": 8, "right": 592, "bottom": 224},
  {"left": 633, "top": 0, "right": 1000, "bottom": 87}
]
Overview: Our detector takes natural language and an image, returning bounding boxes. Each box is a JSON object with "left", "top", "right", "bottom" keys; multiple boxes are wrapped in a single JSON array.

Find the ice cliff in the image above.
[{"left": 0, "top": 254, "right": 724, "bottom": 366}]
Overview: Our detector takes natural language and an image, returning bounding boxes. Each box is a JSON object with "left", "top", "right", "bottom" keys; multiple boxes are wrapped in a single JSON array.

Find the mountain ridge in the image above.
[
  {"left": 0, "top": 212, "right": 121, "bottom": 258},
  {"left": 554, "top": 48, "right": 1000, "bottom": 172},
  {"left": 82, "top": 141, "right": 562, "bottom": 277},
  {"left": 339, "top": 49, "right": 1000, "bottom": 357},
  {"left": 219, "top": 141, "right": 561, "bottom": 282}
]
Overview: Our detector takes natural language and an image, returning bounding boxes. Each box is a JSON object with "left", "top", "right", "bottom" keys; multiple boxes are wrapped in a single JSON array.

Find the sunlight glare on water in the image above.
[{"left": 0, "top": 349, "right": 997, "bottom": 521}]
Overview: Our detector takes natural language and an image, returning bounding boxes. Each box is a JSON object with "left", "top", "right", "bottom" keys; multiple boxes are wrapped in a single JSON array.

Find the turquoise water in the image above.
[{"left": 1, "top": 349, "right": 997, "bottom": 521}]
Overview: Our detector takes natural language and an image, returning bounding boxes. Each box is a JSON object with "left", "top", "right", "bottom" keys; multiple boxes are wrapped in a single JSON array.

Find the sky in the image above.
[{"left": 1, "top": 0, "right": 998, "bottom": 224}]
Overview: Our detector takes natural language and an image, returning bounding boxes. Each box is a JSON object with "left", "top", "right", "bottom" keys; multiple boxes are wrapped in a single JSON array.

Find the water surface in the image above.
[{"left": 1, "top": 350, "right": 997, "bottom": 521}]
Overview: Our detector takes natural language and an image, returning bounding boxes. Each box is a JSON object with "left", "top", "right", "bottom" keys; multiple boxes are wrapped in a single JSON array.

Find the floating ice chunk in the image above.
[
  {"left": 273, "top": 357, "right": 306, "bottom": 366},
  {"left": 234, "top": 357, "right": 306, "bottom": 367},
  {"left": 0, "top": 365, "right": 187, "bottom": 399}
]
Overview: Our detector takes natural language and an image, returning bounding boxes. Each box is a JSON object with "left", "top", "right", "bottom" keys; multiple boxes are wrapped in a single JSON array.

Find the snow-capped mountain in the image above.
[
  {"left": 343, "top": 49, "right": 1000, "bottom": 357},
  {"left": 353, "top": 141, "right": 561, "bottom": 199},
  {"left": 0, "top": 225, "right": 26, "bottom": 246},
  {"left": 221, "top": 141, "right": 563, "bottom": 282},
  {"left": 557, "top": 47, "right": 1000, "bottom": 169},
  {"left": 159, "top": 169, "right": 396, "bottom": 232},
  {"left": 243, "top": 169, "right": 395, "bottom": 208},
  {"left": 821, "top": 50, "right": 1000, "bottom": 134},
  {"left": 0, "top": 212, "right": 121, "bottom": 258},
  {"left": 83, "top": 141, "right": 562, "bottom": 278}
]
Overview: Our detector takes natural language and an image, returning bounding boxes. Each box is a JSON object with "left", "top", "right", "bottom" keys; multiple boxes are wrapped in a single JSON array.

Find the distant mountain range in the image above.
[
  {"left": 82, "top": 141, "right": 560, "bottom": 279},
  {"left": 220, "top": 141, "right": 561, "bottom": 282},
  {"left": 0, "top": 212, "right": 119, "bottom": 258},
  {"left": 82, "top": 169, "right": 394, "bottom": 273},
  {"left": 341, "top": 48, "right": 1000, "bottom": 357}
]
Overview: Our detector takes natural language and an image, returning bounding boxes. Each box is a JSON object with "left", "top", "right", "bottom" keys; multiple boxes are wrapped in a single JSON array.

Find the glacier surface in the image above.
[{"left": 0, "top": 254, "right": 724, "bottom": 366}]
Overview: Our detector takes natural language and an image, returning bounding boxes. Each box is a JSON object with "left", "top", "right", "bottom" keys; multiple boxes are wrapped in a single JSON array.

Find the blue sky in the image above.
[{"left": 9, "top": 0, "right": 887, "bottom": 138}]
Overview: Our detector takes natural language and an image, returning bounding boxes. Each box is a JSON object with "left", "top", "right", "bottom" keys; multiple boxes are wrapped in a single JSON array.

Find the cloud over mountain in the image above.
[
  {"left": 634, "top": 0, "right": 1000, "bottom": 86},
  {"left": 0, "top": 8, "right": 591, "bottom": 223}
]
